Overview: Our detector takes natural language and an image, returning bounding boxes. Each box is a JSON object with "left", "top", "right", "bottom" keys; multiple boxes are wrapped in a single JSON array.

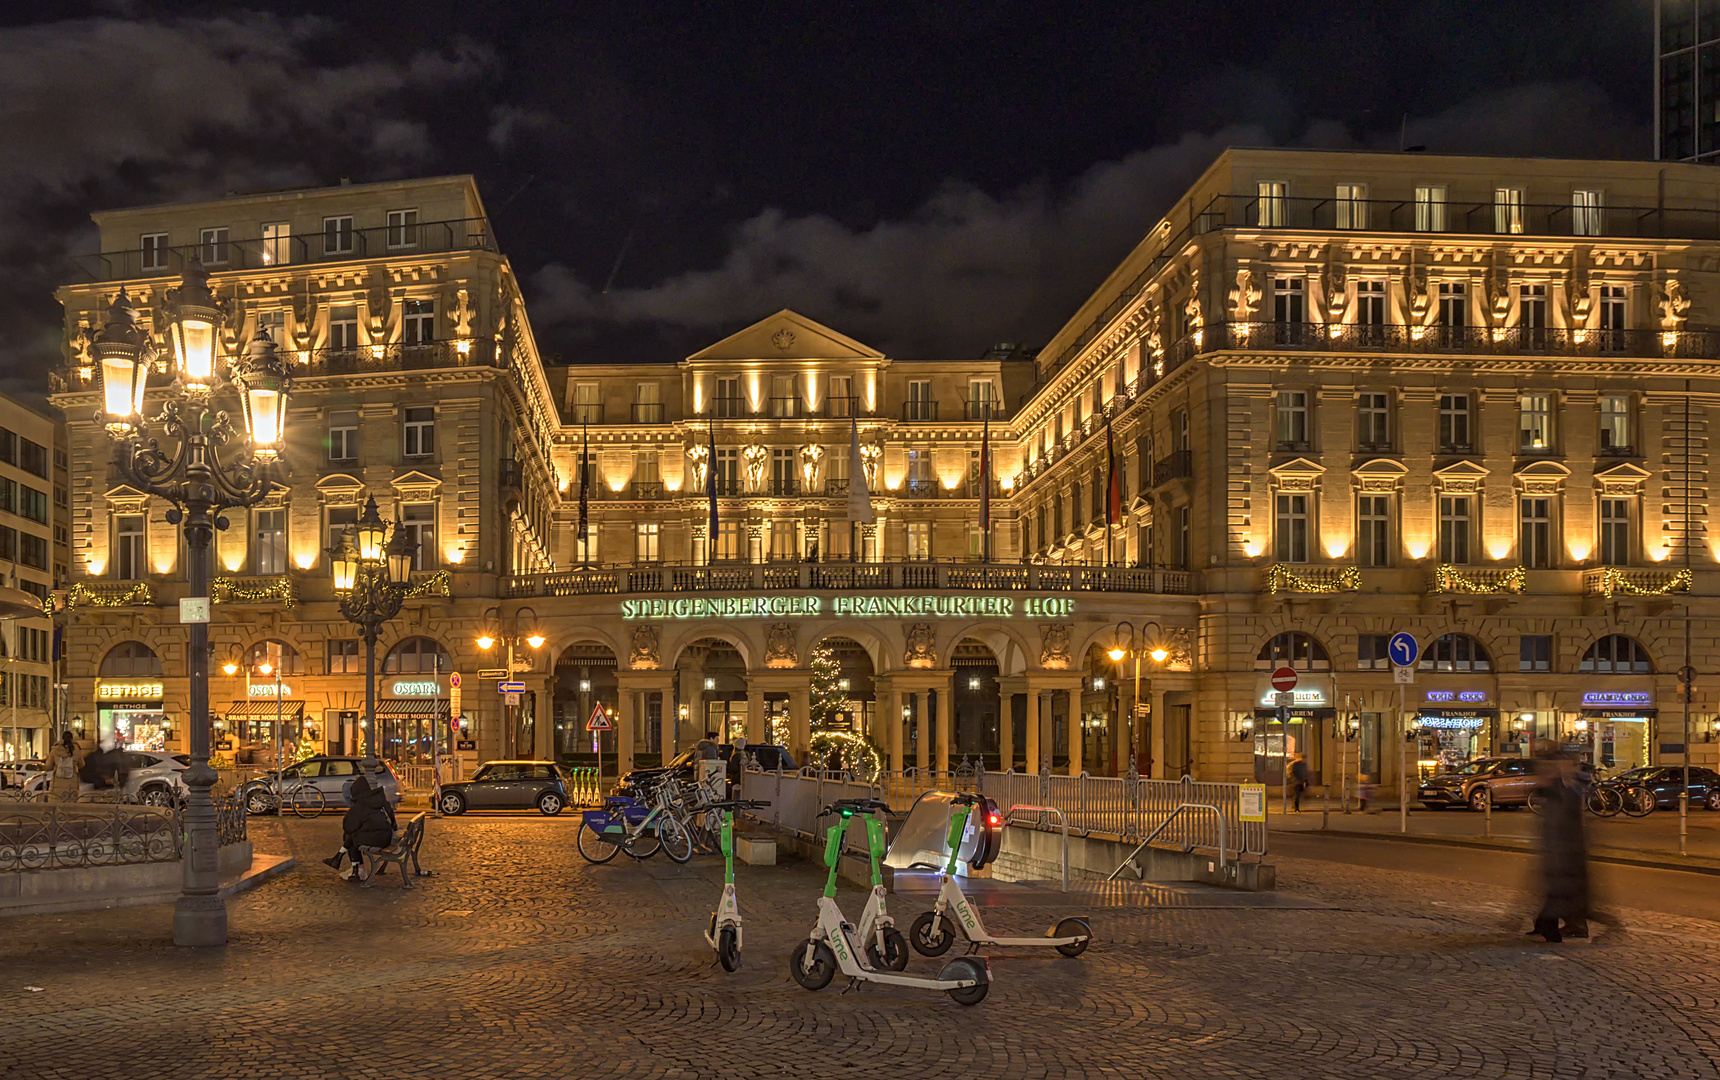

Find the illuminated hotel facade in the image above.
[{"left": 46, "top": 150, "right": 1720, "bottom": 789}]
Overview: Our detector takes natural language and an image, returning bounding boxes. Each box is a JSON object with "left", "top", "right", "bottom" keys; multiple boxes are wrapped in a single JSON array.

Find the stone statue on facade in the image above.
[
  {"left": 685, "top": 442, "right": 710, "bottom": 491},
  {"left": 860, "top": 441, "right": 881, "bottom": 488},
  {"left": 766, "top": 623, "right": 798, "bottom": 667},
  {"left": 798, "top": 443, "right": 824, "bottom": 489},
  {"left": 743, "top": 442, "right": 768, "bottom": 492},
  {"left": 1039, "top": 624, "right": 1072, "bottom": 668},
  {"left": 629, "top": 624, "right": 660, "bottom": 669},
  {"left": 904, "top": 623, "right": 936, "bottom": 668}
]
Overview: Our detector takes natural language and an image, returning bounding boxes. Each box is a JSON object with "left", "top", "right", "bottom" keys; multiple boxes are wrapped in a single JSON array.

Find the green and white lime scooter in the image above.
[
  {"left": 703, "top": 798, "right": 770, "bottom": 971},
  {"left": 789, "top": 798, "right": 990, "bottom": 1005},
  {"left": 908, "top": 793, "right": 1091, "bottom": 958}
]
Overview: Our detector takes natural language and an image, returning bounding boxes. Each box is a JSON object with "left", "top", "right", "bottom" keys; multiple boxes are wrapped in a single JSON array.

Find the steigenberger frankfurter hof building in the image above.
[{"left": 46, "top": 148, "right": 1720, "bottom": 793}]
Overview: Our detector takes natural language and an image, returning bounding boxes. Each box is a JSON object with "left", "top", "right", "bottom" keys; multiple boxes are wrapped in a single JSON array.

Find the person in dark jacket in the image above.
[
  {"left": 323, "top": 770, "right": 395, "bottom": 880},
  {"left": 1289, "top": 753, "right": 1310, "bottom": 812},
  {"left": 1529, "top": 750, "right": 1591, "bottom": 942}
]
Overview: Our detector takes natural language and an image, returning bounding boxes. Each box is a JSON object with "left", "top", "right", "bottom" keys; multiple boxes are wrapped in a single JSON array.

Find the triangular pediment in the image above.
[
  {"left": 1594, "top": 462, "right": 1652, "bottom": 484},
  {"left": 1433, "top": 460, "right": 1490, "bottom": 482},
  {"left": 391, "top": 470, "right": 443, "bottom": 492},
  {"left": 1268, "top": 457, "right": 1326, "bottom": 479},
  {"left": 687, "top": 309, "right": 884, "bottom": 363},
  {"left": 103, "top": 484, "right": 149, "bottom": 503}
]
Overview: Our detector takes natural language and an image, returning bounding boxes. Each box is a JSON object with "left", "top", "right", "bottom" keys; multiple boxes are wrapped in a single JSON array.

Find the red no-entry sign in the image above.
[{"left": 1270, "top": 667, "right": 1299, "bottom": 692}]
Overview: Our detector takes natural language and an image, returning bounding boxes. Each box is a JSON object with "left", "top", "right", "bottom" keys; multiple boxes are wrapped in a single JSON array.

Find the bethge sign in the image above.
[
  {"left": 98, "top": 682, "right": 163, "bottom": 700},
  {"left": 619, "top": 595, "right": 1076, "bottom": 620}
]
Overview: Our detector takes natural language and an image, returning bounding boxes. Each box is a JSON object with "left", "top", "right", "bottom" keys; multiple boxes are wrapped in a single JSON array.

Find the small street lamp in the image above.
[
  {"left": 475, "top": 605, "right": 543, "bottom": 757},
  {"left": 330, "top": 495, "right": 418, "bottom": 768},
  {"left": 97, "top": 263, "right": 292, "bottom": 948},
  {"left": 1111, "top": 620, "right": 1168, "bottom": 777}
]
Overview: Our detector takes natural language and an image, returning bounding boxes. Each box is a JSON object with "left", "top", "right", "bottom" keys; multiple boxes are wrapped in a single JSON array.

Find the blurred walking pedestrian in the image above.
[
  {"left": 1290, "top": 753, "right": 1309, "bottom": 812},
  {"left": 1529, "top": 748, "right": 1590, "bottom": 942},
  {"left": 45, "top": 731, "right": 82, "bottom": 803}
]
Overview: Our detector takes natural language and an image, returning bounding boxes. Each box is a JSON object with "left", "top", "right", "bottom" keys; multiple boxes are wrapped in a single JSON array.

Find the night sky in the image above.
[{"left": 0, "top": 1, "right": 1654, "bottom": 395}]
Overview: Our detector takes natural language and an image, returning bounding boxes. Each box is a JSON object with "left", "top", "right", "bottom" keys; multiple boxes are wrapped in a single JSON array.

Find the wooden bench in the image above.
[{"left": 360, "top": 813, "right": 433, "bottom": 889}]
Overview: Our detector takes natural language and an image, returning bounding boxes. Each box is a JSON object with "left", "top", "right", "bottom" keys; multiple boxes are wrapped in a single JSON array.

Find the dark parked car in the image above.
[
  {"left": 629, "top": 743, "right": 798, "bottom": 789},
  {"left": 1610, "top": 766, "right": 1720, "bottom": 811},
  {"left": 1419, "top": 757, "right": 1540, "bottom": 811},
  {"left": 438, "top": 760, "right": 569, "bottom": 816}
]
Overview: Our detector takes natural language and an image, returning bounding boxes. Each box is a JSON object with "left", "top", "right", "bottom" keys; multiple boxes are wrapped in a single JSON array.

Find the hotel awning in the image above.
[
  {"left": 226, "top": 701, "right": 306, "bottom": 721},
  {"left": 375, "top": 699, "right": 450, "bottom": 719}
]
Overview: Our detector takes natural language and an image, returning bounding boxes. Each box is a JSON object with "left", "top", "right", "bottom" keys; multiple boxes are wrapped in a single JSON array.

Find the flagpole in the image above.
[
  {"left": 579, "top": 417, "right": 590, "bottom": 567},
  {"left": 981, "top": 401, "right": 991, "bottom": 564}
]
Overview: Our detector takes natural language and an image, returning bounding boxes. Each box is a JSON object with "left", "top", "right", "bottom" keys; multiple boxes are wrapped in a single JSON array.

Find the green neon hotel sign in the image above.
[{"left": 619, "top": 595, "right": 1075, "bottom": 620}]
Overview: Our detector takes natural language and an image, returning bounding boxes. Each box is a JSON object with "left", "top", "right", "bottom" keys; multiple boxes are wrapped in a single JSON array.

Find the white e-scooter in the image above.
[
  {"left": 908, "top": 793, "right": 1091, "bottom": 958},
  {"left": 702, "top": 798, "right": 769, "bottom": 971},
  {"left": 789, "top": 798, "right": 990, "bottom": 1005}
]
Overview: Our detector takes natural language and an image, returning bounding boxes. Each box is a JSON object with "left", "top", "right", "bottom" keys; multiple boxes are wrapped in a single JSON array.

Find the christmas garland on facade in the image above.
[
  {"left": 1431, "top": 564, "right": 1528, "bottom": 594},
  {"left": 402, "top": 569, "right": 454, "bottom": 599},
  {"left": 211, "top": 576, "right": 298, "bottom": 610},
  {"left": 1589, "top": 566, "right": 1693, "bottom": 598},
  {"left": 52, "top": 582, "right": 152, "bottom": 611},
  {"left": 1263, "top": 564, "right": 1361, "bottom": 594}
]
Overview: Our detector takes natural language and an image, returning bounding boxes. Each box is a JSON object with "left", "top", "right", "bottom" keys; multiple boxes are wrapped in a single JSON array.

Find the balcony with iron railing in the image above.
[
  {"left": 568, "top": 403, "right": 604, "bottom": 424},
  {"left": 902, "top": 400, "right": 940, "bottom": 422},
  {"left": 628, "top": 481, "right": 666, "bottom": 500},
  {"left": 499, "top": 460, "right": 523, "bottom": 490},
  {"left": 55, "top": 339, "right": 502, "bottom": 394},
  {"left": 710, "top": 396, "right": 747, "bottom": 419},
  {"left": 1152, "top": 451, "right": 1193, "bottom": 487},
  {"left": 825, "top": 396, "right": 861, "bottom": 418},
  {"left": 71, "top": 217, "right": 497, "bottom": 282},
  {"left": 767, "top": 397, "right": 807, "bottom": 419},
  {"left": 504, "top": 558, "right": 1198, "bottom": 599},
  {"left": 631, "top": 402, "right": 666, "bottom": 423},
  {"left": 963, "top": 400, "right": 1004, "bottom": 421}
]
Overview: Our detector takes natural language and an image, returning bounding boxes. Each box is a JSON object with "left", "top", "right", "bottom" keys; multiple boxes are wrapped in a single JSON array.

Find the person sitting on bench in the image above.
[{"left": 324, "top": 767, "right": 395, "bottom": 880}]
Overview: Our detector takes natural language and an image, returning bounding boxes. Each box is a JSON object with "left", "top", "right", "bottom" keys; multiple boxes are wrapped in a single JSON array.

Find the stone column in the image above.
[
  {"left": 1024, "top": 683, "right": 1041, "bottom": 773},
  {"left": 1148, "top": 686, "right": 1167, "bottom": 780},
  {"left": 1040, "top": 690, "right": 1055, "bottom": 772},
  {"left": 998, "top": 684, "right": 1016, "bottom": 771},
  {"left": 789, "top": 677, "right": 812, "bottom": 762},
  {"left": 887, "top": 682, "right": 905, "bottom": 773},
  {"left": 1067, "top": 691, "right": 1084, "bottom": 776},
  {"left": 533, "top": 678, "right": 554, "bottom": 761},
  {"left": 745, "top": 678, "right": 766, "bottom": 744},
  {"left": 658, "top": 689, "right": 675, "bottom": 761},
  {"left": 616, "top": 686, "right": 636, "bottom": 776},
  {"left": 914, "top": 691, "right": 929, "bottom": 772},
  {"left": 678, "top": 667, "right": 702, "bottom": 742},
  {"left": 935, "top": 678, "right": 953, "bottom": 774}
]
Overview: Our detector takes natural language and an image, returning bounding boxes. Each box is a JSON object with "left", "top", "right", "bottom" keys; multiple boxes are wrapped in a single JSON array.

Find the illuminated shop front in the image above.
[
  {"left": 97, "top": 680, "right": 168, "bottom": 751},
  {"left": 1252, "top": 682, "right": 1333, "bottom": 785},
  {"left": 1415, "top": 689, "right": 1497, "bottom": 772},
  {"left": 1578, "top": 690, "right": 1654, "bottom": 772}
]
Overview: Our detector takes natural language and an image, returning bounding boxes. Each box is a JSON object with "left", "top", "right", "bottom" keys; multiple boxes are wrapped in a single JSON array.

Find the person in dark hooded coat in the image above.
[
  {"left": 1529, "top": 749, "right": 1590, "bottom": 942},
  {"left": 323, "top": 768, "right": 395, "bottom": 880}
]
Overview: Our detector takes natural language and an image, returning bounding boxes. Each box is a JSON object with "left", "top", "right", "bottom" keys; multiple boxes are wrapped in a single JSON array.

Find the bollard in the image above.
[{"left": 1484, "top": 784, "right": 1491, "bottom": 839}]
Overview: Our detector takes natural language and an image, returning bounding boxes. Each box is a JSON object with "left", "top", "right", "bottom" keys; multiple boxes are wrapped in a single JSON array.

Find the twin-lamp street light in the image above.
[
  {"left": 1109, "top": 621, "right": 1168, "bottom": 776},
  {"left": 95, "top": 261, "right": 292, "bottom": 947},
  {"left": 476, "top": 606, "right": 544, "bottom": 757},
  {"left": 330, "top": 495, "right": 419, "bottom": 769}
]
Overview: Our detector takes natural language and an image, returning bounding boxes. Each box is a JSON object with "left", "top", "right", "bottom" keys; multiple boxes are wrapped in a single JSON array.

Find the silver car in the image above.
[
  {"left": 238, "top": 756, "right": 402, "bottom": 815},
  {"left": 1, "top": 759, "right": 45, "bottom": 788},
  {"left": 24, "top": 751, "right": 189, "bottom": 806}
]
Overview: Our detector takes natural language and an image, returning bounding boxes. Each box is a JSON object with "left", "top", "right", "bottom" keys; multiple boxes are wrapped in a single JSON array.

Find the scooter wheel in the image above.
[
  {"left": 909, "top": 911, "right": 957, "bottom": 957},
  {"left": 940, "top": 956, "right": 989, "bottom": 1006},
  {"left": 718, "top": 927, "right": 740, "bottom": 972},
  {"left": 789, "top": 940, "right": 837, "bottom": 991},
  {"left": 866, "top": 927, "right": 911, "bottom": 971},
  {"left": 1053, "top": 917, "right": 1092, "bottom": 958}
]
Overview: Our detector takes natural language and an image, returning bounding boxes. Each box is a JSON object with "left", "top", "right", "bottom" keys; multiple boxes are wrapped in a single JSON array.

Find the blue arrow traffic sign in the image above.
[
  {"left": 1387, "top": 632, "right": 1419, "bottom": 668},
  {"left": 498, "top": 681, "right": 526, "bottom": 693}
]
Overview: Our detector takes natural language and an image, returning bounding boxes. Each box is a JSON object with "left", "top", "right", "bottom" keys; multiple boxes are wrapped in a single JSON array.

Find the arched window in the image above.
[
  {"left": 100, "top": 640, "right": 162, "bottom": 678},
  {"left": 1255, "top": 631, "right": 1330, "bottom": 672},
  {"left": 1580, "top": 635, "right": 1653, "bottom": 674},
  {"left": 245, "top": 639, "right": 303, "bottom": 675},
  {"left": 384, "top": 636, "right": 452, "bottom": 675},
  {"left": 1418, "top": 633, "right": 1492, "bottom": 672}
]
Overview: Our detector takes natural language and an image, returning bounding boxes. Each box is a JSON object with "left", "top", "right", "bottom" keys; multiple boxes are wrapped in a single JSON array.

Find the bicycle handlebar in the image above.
[
  {"left": 817, "top": 798, "right": 893, "bottom": 817},
  {"left": 703, "top": 799, "right": 771, "bottom": 811}
]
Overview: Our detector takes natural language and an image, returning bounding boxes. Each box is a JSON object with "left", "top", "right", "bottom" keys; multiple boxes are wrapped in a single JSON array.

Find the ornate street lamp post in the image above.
[
  {"left": 475, "top": 606, "right": 544, "bottom": 757},
  {"left": 97, "top": 264, "right": 292, "bottom": 947},
  {"left": 330, "top": 496, "right": 418, "bottom": 767},
  {"left": 1110, "top": 621, "right": 1168, "bottom": 778}
]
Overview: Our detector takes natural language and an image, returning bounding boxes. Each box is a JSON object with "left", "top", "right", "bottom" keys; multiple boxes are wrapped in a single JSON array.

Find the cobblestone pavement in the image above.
[{"left": 3, "top": 815, "right": 1720, "bottom": 1080}]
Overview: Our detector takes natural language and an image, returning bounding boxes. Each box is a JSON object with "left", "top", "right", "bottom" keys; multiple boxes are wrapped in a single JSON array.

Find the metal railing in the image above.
[
  {"left": 0, "top": 795, "right": 246, "bottom": 871},
  {"left": 71, "top": 217, "right": 497, "bottom": 282},
  {"left": 631, "top": 403, "right": 666, "bottom": 423},
  {"left": 738, "top": 768, "right": 883, "bottom": 856},
  {"left": 902, "top": 400, "right": 940, "bottom": 421},
  {"left": 505, "top": 558, "right": 1197, "bottom": 598}
]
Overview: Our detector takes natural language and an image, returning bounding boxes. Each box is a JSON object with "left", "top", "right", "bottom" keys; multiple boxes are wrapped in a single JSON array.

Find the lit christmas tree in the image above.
[{"left": 809, "top": 641, "right": 845, "bottom": 730}]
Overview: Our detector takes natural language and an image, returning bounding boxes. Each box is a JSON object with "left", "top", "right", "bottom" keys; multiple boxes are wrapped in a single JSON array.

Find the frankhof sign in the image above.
[{"left": 619, "top": 595, "right": 1074, "bottom": 620}]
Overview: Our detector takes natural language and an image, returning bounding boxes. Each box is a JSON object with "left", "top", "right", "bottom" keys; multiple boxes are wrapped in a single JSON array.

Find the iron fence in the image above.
[{"left": 0, "top": 794, "right": 246, "bottom": 872}]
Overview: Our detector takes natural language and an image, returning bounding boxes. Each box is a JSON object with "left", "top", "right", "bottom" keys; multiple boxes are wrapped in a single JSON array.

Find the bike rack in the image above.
[
  {"left": 1105, "top": 803, "right": 1227, "bottom": 882},
  {"left": 1002, "top": 804, "right": 1069, "bottom": 892}
]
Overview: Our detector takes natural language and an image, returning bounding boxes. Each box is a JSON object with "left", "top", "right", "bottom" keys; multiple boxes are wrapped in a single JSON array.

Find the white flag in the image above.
[{"left": 848, "top": 417, "right": 874, "bottom": 525}]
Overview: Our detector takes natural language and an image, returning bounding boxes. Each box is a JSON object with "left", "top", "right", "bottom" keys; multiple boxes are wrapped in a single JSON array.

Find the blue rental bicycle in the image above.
[{"left": 577, "top": 772, "right": 695, "bottom": 864}]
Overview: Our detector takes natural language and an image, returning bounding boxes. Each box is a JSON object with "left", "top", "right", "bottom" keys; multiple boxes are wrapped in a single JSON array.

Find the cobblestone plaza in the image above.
[{"left": 3, "top": 818, "right": 1717, "bottom": 1079}]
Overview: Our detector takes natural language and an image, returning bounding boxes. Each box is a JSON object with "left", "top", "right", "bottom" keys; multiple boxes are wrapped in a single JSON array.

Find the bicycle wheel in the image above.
[
  {"left": 290, "top": 785, "right": 326, "bottom": 819},
  {"left": 576, "top": 823, "right": 622, "bottom": 864},
  {"left": 622, "top": 827, "right": 662, "bottom": 860},
  {"left": 1588, "top": 787, "right": 1622, "bottom": 817},
  {"left": 1621, "top": 786, "right": 1656, "bottom": 817},
  {"left": 657, "top": 815, "right": 695, "bottom": 864}
]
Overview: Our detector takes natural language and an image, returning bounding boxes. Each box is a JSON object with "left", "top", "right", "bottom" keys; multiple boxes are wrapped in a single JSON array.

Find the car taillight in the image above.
[{"left": 987, "top": 813, "right": 1001, "bottom": 826}]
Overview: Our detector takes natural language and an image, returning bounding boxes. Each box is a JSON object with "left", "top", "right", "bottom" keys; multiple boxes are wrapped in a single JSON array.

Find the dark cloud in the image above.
[
  {"left": 527, "top": 79, "right": 1649, "bottom": 361},
  {"left": 0, "top": 13, "right": 489, "bottom": 396}
]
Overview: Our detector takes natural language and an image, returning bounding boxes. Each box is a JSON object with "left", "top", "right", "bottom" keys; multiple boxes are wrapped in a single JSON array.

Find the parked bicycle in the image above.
[
  {"left": 243, "top": 780, "right": 327, "bottom": 818},
  {"left": 576, "top": 770, "right": 695, "bottom": 864}
]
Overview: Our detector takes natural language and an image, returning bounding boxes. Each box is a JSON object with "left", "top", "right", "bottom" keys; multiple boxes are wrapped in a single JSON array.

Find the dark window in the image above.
[
  {"left": 19, "top": 440, "right": 47, "bottom": 478},
  {"left": 1519, "top": 635, "right": 1552, "bottom": 673},
  {"left": 1256, "top": 631, "right": 1331, "bottom": 672},
  {"left": 18, "top": 487, "right": 46, "bottom": 524},
  {"left": 99, "top": 640, "right": 162, "bottom": 677},
  {"left": 327, "top": 639, "right": 362, "bottom": 675},
  {"left": 19, "top": 533, "right": 46, "bottom": 570},
  {"left": 1579, "top": 635, "right": 1652, "bottom": 674},
  {"left": 383, "top": 636, "right": 451, "bottom": 674},
  {"left": 1418, "top": 633, "right": 1492, "bottom": 672},
  {"left": 1358, "top": 634, "right": 1390, "bottom": 671}
]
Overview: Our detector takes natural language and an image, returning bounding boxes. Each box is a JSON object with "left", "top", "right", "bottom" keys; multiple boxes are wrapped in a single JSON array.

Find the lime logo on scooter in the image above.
[
  {"left": 956, "top": 900, "right": 979, "bottom": 931},
  {"left": 830, "top": 933, "right": 850, "bottom": 965}
]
